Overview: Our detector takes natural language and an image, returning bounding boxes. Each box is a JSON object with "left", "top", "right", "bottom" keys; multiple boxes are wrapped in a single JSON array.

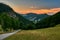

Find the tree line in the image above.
[{"left": 0, "top": 12, "right": 21, "bottom": 32}]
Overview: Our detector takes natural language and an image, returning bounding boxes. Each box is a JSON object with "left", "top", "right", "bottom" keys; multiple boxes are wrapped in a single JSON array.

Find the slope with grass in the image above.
[
  {"left": 36, "top": 12, "right": 60, "bottom": 28},
  {"left": 4, "top": 24, "right": 60, "bottom": 40}
]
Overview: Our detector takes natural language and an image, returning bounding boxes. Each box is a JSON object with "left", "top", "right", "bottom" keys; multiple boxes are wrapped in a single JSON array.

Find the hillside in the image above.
[
  {"left": 0, "top": 3, "right": 14, "bottom": 12},
  {"left": 0, "top": 3, "right": 33, "bottom": 24},
  {"left": 22, "top": 13, "right": 49, "bottom": 23},
  {"left": 4, "top": 24, "right": 60, "bottom": 40},
  {"left": 0, "top": 3, "right": 35, "bottom": 31},
  {"left": 36, "top": 12, "right": 60, "bottom": 28}
]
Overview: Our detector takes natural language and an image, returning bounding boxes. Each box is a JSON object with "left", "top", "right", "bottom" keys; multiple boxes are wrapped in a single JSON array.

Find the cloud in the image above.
[
  {"left": 29, "top": 8, "right": 60, "bottom": 14},
  {"left": 29, "top": 6, "right": 39, "bottom": 10},
  {"left": 12, "top": 6, "right": 60, "bottom": 14}
]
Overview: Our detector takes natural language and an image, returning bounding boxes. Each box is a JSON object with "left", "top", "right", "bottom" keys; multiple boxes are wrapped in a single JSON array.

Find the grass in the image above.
[{"left": 4, "top": 24, "right": 60, "bottom": 40}]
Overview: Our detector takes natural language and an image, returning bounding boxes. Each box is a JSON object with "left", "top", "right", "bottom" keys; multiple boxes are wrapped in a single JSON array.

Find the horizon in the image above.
[{"left": 0, "top": 0, "right": 60, "bottom": 14}]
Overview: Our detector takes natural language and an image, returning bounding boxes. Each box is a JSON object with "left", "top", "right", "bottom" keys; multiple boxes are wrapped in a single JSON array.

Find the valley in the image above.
[{"left": 0, "top": 2, "right": 60, "bottom": 40}]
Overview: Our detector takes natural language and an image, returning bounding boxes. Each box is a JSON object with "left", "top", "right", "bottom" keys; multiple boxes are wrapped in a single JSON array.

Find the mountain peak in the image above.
[
  {"left": 54, "top": 12, "right": 60, "bottom": 15},
  {"left": 0, "top": 3, "right": 13, "bottom": 12}
]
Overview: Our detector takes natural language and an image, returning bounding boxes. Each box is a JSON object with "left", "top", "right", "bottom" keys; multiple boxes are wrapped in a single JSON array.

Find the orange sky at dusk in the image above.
[
  {"left": 12, "top": 6, "right": 60, "bottom": 14},
  {"left": 0, "top": 0, "right": 60, "bottom": 14}
]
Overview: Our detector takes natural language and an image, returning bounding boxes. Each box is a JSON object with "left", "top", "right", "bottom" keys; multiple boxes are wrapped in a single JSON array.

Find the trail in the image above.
[{"left": 0, "top": 30, "right": 20, "bottom": 40}]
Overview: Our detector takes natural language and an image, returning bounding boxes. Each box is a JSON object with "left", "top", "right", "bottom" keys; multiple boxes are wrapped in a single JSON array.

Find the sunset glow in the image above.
[
  {"left": 13, "top": 7, "right": 60, "bottom": 14},
  {"left": 0, "top": 0, "right": 60, "bottom": 14}
]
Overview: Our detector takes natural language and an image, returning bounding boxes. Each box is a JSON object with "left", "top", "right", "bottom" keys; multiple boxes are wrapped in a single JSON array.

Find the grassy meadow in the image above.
[{"left": 4, "top": 24, "right": 60, "bottom": 40}]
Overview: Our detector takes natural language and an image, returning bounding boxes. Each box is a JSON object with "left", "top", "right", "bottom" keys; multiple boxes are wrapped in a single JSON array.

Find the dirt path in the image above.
[{"left": 0, "top": 30, "right": 20, "bottom": 40}]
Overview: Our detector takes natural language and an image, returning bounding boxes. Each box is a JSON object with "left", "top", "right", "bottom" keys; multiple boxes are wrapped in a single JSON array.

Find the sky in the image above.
[{"left": 0, "top": 0, "right": 60, "bottom": 14}]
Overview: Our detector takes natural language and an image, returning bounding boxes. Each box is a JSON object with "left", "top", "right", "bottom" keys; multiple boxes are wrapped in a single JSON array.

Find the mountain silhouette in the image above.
[
  {"left": 22, "top": 13, "right": 49, "bottom": 23},
  {"left": 36, "top": 12, "right": 60, "bottom": 28},
  {"left": 0, "top": 3, "right": 14, "bottom": 12}
]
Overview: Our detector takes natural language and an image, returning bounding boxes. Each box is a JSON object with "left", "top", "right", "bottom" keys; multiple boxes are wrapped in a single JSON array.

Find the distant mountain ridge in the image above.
[{"left": 22, "top": 13, "right": 49, "bottom": 23}]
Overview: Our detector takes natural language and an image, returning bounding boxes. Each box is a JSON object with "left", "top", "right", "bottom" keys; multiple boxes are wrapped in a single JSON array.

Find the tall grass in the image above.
[{"left": 4, "top": 24, "right": 60, "bottom": 40}]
